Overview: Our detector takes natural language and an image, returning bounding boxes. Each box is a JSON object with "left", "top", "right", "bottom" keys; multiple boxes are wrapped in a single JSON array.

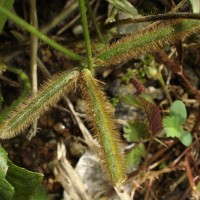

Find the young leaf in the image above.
[
  {"left": 163, "top": 116, "right": 183, "bottom": 138},
  {"left": 123, "top": 121, "right": 149, "bottom": 142},
  {"left": 131, "top": 76, "right": 163, "bottom": 135},
  {"left": 179, "top": 131, "right": 192, "bottom": 146},
  {"left": 169, "top": 100, "right": 187, "bottom": 123},
  {"left": 131, "top": 76, "right": 146, "bottom": 94},
  {"left": 125, "top": 143, "right": 146, "bottom": 170},
  {"left": 139, "top": 96, "right": 163, "bottom": 135},
  {"left": 106, "top": 0, "right": 138, "bottom": 16},
  {"left": 0, "top": 0, "right": 14, "bottom": 34}
]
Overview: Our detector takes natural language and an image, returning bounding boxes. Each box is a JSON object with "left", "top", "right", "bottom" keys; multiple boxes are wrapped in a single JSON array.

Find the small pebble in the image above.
[{"left": 53, "top": 122, "right": 66, "bottom": 134}]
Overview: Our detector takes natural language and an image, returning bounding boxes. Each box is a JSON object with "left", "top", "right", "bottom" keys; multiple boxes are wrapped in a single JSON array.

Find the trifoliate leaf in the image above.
[
  {"left": 123, "top": 122, "right": 149, "bottom": 142},
  {"left": 179, "top": 131, "right": 192, "bottom": 146},
  {"left": 163, "top": 116, "right": 183, "bottom": 138},
  {"left": 125, "top": 143, "right": 146, "bottom": 170},
  {"left": 169, "top": 100, "right": 187, "bottom": 124},
  {"left": 106, "top": 0, "right": 138, "bottom": 16}
]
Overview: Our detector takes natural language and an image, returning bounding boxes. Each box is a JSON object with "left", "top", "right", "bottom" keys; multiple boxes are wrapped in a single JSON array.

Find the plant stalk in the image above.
[
  {"left": 28, "top": 0, "right": 38, "bottom": 140},
  {"left": 0, "top": 5, "right": 82, "bottom": 61},
  {"left": 79, "top": 0, "right": 93, "bottom": 71},
  {"left": 85, "top": 0, "right": 105, "bottom": 43}
]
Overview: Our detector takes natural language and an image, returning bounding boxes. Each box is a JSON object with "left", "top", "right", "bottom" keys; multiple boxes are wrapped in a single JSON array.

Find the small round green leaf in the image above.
[
  {"left": 179, "top": 131, "right": 192, "bottom": 147},
  {"left": 169, "top": 100, "right": 187, "bottom": 123}
]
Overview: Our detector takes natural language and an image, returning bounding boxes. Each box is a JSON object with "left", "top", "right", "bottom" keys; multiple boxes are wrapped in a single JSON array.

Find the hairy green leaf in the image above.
[
  {"left": 163, "top": 116, "right": 183, "bottom": 138},
  {"left": 0, "top": 70, "right": 79, "bottom": 139},
  {"left": 81, "top": 69, "right": 126, "bottom": 187},
  {"left": 123, "top": 122, "right": 149, "bottom": 142},
  {"left": 169, "top": 100, "right": 187, "bottom": 124},
  {"left": 179, "top": 131, "right": 192, "bottom": 146},
  {"left": 106, "top": 0, "right": 138, "bottom": 16},
  {"left": 96, "top": 19, "right": 200, "bottom": 67}
]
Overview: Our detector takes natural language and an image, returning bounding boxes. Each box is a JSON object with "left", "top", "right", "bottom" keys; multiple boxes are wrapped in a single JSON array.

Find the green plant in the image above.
[
  {"left": 163, "top": 100, "right": 192, "bottom": 146},
  {"left": 0, "top": 145, "right": 43, "bottom": 200},
  {"left": 0, "top": 0, "right": 200, "bottom": 198}
]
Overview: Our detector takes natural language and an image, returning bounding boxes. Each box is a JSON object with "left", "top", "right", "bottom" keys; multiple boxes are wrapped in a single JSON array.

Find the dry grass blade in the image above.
[{"left": 56, "top": 141, "right": 93, "bottom": 200}]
